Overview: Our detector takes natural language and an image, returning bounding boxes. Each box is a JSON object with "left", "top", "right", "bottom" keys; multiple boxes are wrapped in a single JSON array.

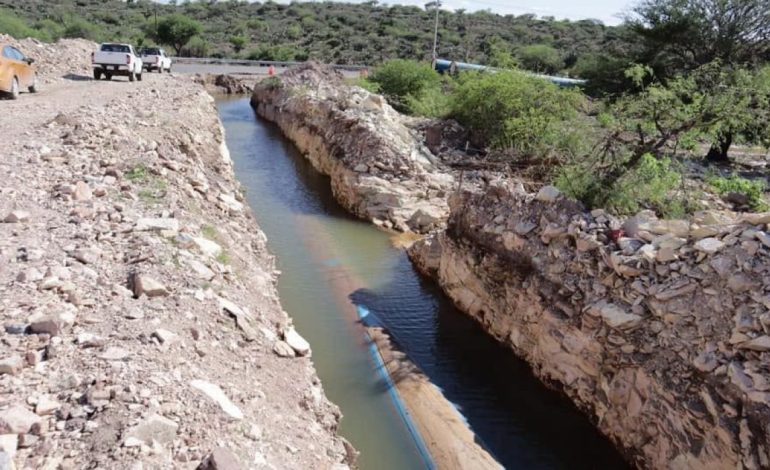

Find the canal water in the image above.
[{"left": 217, "top": 97, "right": 629, "bottom": 470}]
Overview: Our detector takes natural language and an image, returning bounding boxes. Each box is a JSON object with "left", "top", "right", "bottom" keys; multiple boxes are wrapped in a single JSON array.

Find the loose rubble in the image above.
[
  {"left": 410, "top": 180, "right": 770, "bottom": 469},
  {"left": 0, "top": 34, "right": 93, "bottom": 84},
  {"left": 0, "top": 42, "right": 351, "bottom": 469}
]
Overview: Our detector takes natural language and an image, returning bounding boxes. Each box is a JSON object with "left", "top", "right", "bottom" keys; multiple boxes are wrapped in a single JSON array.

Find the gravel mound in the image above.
[{"left": 0, "top": 35, "right": 96, "bottom": 83}]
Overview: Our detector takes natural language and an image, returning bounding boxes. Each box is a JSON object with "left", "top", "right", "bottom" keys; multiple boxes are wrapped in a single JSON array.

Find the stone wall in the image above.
[
  {"left": 410, "top": 180, "right": 770, "bottom": 469},
  {"left": 250, "top": 63, "right": 453, "bottom": 233}
]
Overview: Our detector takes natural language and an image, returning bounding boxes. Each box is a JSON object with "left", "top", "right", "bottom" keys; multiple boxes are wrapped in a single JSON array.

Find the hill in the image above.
[{"left": 0, "top": 0, "right": 630, "bottom": 71}]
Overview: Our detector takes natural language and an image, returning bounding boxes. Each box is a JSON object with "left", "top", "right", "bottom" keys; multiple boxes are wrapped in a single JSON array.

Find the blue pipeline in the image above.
[
  {"left": 357, "top": 305, "right": 437, "bottom": 470},
  {"left": 434, "top": 58, "right": 587, "bottom": 88}
]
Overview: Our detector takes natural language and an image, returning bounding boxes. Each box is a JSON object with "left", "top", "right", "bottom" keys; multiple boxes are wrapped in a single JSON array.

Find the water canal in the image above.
[{"left": 217, "top": 96, "right": 628, "bottom": 470}]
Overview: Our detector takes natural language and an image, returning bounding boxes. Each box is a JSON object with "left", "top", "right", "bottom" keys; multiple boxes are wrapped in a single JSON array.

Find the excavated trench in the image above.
[{"left": 217, "top": 96, "right": 628, "bottom": 470}]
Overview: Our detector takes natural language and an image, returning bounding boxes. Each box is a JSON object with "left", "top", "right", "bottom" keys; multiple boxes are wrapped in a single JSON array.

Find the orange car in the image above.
[{"left": 0, "top": 44, "right": 38, "bottom": 99}]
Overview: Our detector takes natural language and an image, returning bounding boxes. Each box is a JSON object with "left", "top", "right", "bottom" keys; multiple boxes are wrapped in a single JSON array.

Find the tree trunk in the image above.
[{"left": 706, "top": 133, "right": 733, "bottom": 163}]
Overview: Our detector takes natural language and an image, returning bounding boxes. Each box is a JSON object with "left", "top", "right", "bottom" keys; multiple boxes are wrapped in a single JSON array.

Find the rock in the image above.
[
  {"left": 192, "top": 237, "right": 223, "bottom": 258},
  {"left": 73, "top": 181, "right": 92, "bottom": 201},
  {"left": 0, "top": 451, "right": 13, "bottom": 470},
  {"left": 694, "top": 237, "right": 725, "bottom": 254},
  {"left": 0, "top": 357, "right": 23, "bottom": 376},
  {"left": 16, "top": 268, "right": 43, "bottom": 283},
  {"left": 272, "top": 341, "right": 296, "bottom": 358},
  {"left": 756, "top": 231, "right": 770, "bottom": 249},
  {"left": 0, "top": 435, "right": 16, "bottom": 459},
  {"left": 218, "top": 298, "right": 256, "bottom": 340},
  {"left": 125, "top": 414, "right": 178, "bottom": 446},
  {"left": 72, "top": 248, "right": 99, "bottom": 265},
  {"left": 0, "top": 406, "right": 41, "bottom": 434},
  {"left": 738, "top": 336, "right": 770, "bottom": 352},
  {"left": 198, "top": 447, "right": 245, "bottom": 470},
  {"left": 34, "top": 396, "right": 60, "bottom": 416},
  {"left": 134, "top": 217, "right": 180, "bottom": 233},
  {"left": 186, "top": 259, "right": 215, "bottom": 281},
  {"left": 98, "top": 347, "right": 130, "bottom": 361},
  {"left": 742, "top": 212, "right": 770, "bottom": 225},
  {"left": 219, "top": 193, "right": 243, "bottom": 213},
  {"left": 3, "top": 211, "right": 29, "bottom": 223},
  {"left": 407, "top": 208, "right": 442, "bottom": 232},
  {"left": 189, "top": 380, "right": 243, "bottom": 420},
  {"left": 592, "top": 302, "right": 642, "bottom": 330},
  {"left": 693, "top": 351, "right": 718, "bottom": 373},
  {"left": 132, "top": 274, "right": 169, "bottom": 298},
  {"left": 729, "top": 362, "right": 754, "bottom": 393},
  {"left": 28, "top": 317, "right": 62, "bottom": 336},
  {"left": 284, "top": 328, "right": 311, "bottom": 356},
  {"left": 152, "top": 329, "right": 178, "bottom": 345},
  {"left": 38, "top": 277, "right": 62, "bottom": 290},
  {"left": 535, "top": 185, "right": 561, "bottom": 202},
  {"left": 76, "top": 332, "right": 104, "bottom": 348}
]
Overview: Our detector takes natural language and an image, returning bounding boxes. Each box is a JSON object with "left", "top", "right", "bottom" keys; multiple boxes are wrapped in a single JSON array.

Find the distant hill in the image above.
[{"left": 0, "top": 0, "right": 632, "bottom": 72}]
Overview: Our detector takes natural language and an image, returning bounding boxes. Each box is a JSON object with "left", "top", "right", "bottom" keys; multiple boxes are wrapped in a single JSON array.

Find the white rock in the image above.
[
  {"left": 152, "top": 329, "right": 178, "bottom": 345},
  {"left": 190, "top": 380, "right": 243, "bottom": 420},
  {"left": 535, "top": 185, "right": 561, "bottom": 202},
  {"left": 284, "top": 328, "right": 311, "bottom": 356},
  {"left": 192, "top": 237, "right": 223, "bottom": 258},
  {"left": 0, "top": 406, "right": 41, "bottom": 434},
  {"left": 134, "top": 218, "right": 180, "bottom": 232},
  {"left": 132, "top": 274, "right": 169, "bottom": 298},
  {"left": 125, "top": 414, "right": 178, "bottom": 445},
  {"left": 593, "top": 302, "right": 642, "bottom": 330},
  {"left": 35, "top": 396, "right": 60, "bottom": 416},
  {"left": 694, "top": 237, "right": 725, "bottom": 254},
  {"left": 98, "top": 347, "right": 130, "bottom": 361},
  {"left": 0, "top": 356, "right": 23, "bottom": 376},
  {"left": 186, "top": 259, "right": 215, "bottom": 281},
  {"left": 219, "top": 193, "right": 244, "bottom": 212}
]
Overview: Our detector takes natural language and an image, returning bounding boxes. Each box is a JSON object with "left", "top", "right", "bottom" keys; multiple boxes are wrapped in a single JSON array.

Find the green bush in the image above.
[
  {"left": 0, "top": 8, "right": 50, "bottom": 41},
  {"left": 63, "top": 17, "right": 102, "bottom": 41},
  {"left": 405, "top": 85, "right": 452, "bottom": 118},
  {"left": 556, "top": 154, "right": 686, "bottom": 217},
  {"left": 369, "top": 59, "right": 441, "bottom": 112},
  {"left": 707, "top": 174, "right": 768, "bottom": 211},
  {"left": 351, "top": 77, "right": 381, "bottom": 94},
  {"left": 450, "top": 70, "right": 585, "bottom": 158},
  {"left": 517, "top": 44, "right": 564, "bottom": 74}
]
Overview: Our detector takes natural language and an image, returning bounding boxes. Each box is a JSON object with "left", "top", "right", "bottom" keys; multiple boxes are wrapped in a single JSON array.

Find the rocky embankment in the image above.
[
  {"left": 0, "top": 44, "right": 352, "bottom": 469},
  {"left": 0, "top": 35, "right": 93, "bottom": 84},
  {"left": 250, "top": 63, "right": 453, "bottom": 233},
  {"left": 410, "top": 181, "right": 770, "bottom": 469}
]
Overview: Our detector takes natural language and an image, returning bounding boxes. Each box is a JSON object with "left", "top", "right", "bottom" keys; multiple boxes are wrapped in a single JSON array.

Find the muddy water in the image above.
[{"left": 217, "top": 97, "right": 629, "bottom": 470}]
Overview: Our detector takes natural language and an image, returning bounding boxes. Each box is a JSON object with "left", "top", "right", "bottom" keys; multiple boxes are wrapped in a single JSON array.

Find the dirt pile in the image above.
[
  {"left": 0, "top": 69, "right": 352, "bottom": 467},
  {"left": 251, "top": 63, "right": 454, "bottom": 233},
  {"left": 410, "top": 180, "right": 770, "bottom": 469},
  {"left": 0, "top": 35, "right": 95, "bottom": 83}
]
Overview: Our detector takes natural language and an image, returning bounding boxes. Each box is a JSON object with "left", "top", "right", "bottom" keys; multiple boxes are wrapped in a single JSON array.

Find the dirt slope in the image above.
[{"left": 0, "top": 71, "right": 353, "bottom": 468}]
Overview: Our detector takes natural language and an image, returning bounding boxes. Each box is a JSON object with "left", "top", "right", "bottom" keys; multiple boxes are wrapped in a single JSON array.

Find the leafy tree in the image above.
[
  {"left": 517, "top": 44, "right": 564, "bottom": 74},
  {"left": 156, "top": 14, "right": 201, "bottom": 55},
  {"left": 229, "top": 35, "right": 247, "bottom": 53},
  {"left": 631, "top": 0, "right": 770, "bottom": 76}
]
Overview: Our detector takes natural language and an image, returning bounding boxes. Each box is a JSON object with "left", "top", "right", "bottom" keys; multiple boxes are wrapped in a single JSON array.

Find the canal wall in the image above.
[
  {"left": 250, "top": 63, "right": 453, "bottom": 233},
  {"left": 409, "top": 180, "right": 770, "bottom": 469}
]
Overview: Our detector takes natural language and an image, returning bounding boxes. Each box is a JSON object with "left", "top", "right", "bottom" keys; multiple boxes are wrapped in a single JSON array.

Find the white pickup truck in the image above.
[
  {"left": 92, "top": 43, "right": 143, "bottom": 82},
  {"left": 140, "top": 47, "right": 172, "bottom": 73}
]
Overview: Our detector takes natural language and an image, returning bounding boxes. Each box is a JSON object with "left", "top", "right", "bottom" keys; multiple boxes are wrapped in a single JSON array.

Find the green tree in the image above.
[
  {"left": 156, "top": 14, "right": 202, "bottom": 55},
  {"left": 517, "top": 44, "right": 564, "bottom": 74},
  {"left": 229, "top": 35, "right": 247, "bottom": 53},
  {"left": 631, "top": 0, "right": 770, "bottom": 77}
]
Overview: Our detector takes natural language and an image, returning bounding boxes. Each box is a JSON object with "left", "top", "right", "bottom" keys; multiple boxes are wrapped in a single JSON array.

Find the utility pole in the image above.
[{"left": 426, "top": 1, "right": 442, "bottom": 62}]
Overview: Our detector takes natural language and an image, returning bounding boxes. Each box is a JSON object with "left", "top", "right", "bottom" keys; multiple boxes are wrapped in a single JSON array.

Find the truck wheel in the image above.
[
  {"left": 137, "top": 72, "right": 143, "bottom": 82},
  {"left": 93, "top": 70, "right": 102, "bottom": 81},
  {"left": 129, "top": 71, "right": 135, "bottom": 82},
  {"left": 9, "top": 77, "right": 19, "bottom": 99},
  {"left": 105, "top": 73, "right": 112, "bottom": 81},
  {"left": 29, "top": 75, "right": 38, "bottom": 93}
]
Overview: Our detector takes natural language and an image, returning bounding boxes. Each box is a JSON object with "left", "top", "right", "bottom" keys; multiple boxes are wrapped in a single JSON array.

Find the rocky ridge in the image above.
[
  {"left": 0, "top": 65, "right": 352, "bottom": 467},
  {"left": 250, "top": 63, "right": 454, "bottom": 233},
  {"left": 410, "top": 181, "right": 770, "bottom": 469}
]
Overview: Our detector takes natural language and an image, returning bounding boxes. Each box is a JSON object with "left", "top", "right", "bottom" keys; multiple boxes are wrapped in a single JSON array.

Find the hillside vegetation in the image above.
[{"left": 0, "top": 0, "right": 628, "bottom": 72}]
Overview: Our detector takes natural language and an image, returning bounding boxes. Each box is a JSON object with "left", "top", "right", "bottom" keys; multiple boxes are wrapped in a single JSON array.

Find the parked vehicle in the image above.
[
  {"left": 140, "top": 47, "right": 172, "bottom": 73},
  {"left": 92, "top": 43, "right": 143, "bottom": 82},
  {"left": 0, "top": 44, "right": 37, "bottom": 99}
]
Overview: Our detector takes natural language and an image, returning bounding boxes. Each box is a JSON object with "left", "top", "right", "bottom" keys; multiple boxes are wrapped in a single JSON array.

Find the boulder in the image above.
[
  {"left": 0, "top": 406, "right": 41, "bottom": 434},
  {"left": 190, "top": 380, "right": 243, "bottom": 420},
  {"left": 125, "top": 414, "right": 178, "bottom": 446},
  {"left": 198, "top": 447, "right": 245, "bottom": 470},
  {"left": 284, "top": 328, "right": 311, "bottom": 356}
]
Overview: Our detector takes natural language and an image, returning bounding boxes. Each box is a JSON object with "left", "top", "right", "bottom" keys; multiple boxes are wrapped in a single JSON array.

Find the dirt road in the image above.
[{"left": 0, "top": 69, "right": 352, "bottom": 469}]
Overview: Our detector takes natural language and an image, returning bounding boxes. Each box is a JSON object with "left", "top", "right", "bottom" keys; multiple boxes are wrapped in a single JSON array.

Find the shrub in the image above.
[
  {"left": 63, "top": 18, "right": 102, "bottom": 41},
  {"left": 369, "top": 59, "right": 441, "bottom": 111},
  {"left": 517, "top": 44, "right": 564, "bottom": 74},
  {"left": 450, "top": 70, "right": 585, "bottom": 158},
  {"left": 405, "top": 85, "right": 453, "bottom": 118},
  {"left": 707, "top": 174, "right": 768, "bottom": 211},
  {"left": 0, "top": 8, "right": 52, "bottom": 41},
  {"left": 556, "top": 154, "right": 687, "bottom": 217}
]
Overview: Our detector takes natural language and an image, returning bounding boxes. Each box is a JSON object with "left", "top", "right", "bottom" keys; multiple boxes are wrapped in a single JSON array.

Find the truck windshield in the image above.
[
  {"left": 101, "top": 44, "right": 130, "bottom": 53},
  {"left": 141, "top": 48, "right": 160, "bottom": 55}
]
